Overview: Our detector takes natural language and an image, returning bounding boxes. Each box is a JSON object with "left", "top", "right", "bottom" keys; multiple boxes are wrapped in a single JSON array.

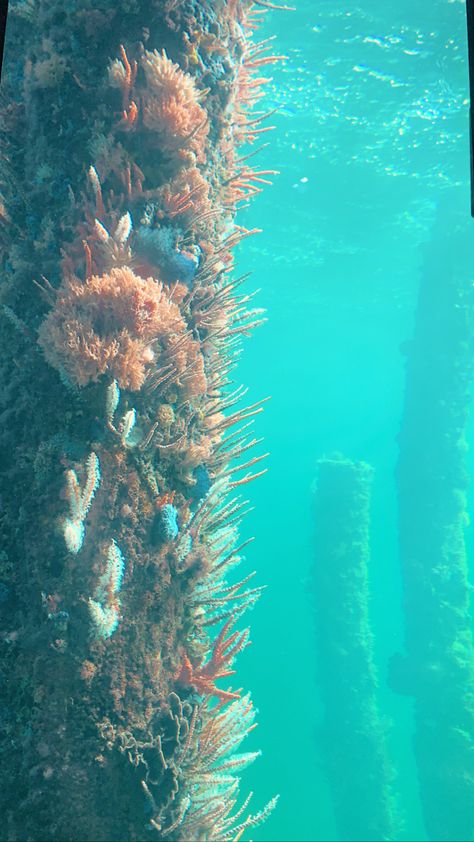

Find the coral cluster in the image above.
[
  {"left": 0, "top": 1, "right": 285, "bottom": 838},
  {"left": 138, "top": 49, "right": 209, "bottom": 162},
  {"left": 63, "top": 451, "right": 101, "bottom": 553},
  {"left": 38, "top": 267, "right": 198, "bottom": 392},
  {"left": 88, "top": 539, "right": 125, "bottom": 640}
]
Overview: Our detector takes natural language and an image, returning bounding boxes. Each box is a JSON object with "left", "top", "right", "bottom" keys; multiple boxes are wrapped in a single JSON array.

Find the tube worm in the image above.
[
  {"left": 0, "top": 1, "right": 282, "bottom": 838},
  {"left": 393, "top": 195, "right": 474, "bottom": 841},
  {"left": 312, "top": 457, "right": 397, "bottom": 842}
]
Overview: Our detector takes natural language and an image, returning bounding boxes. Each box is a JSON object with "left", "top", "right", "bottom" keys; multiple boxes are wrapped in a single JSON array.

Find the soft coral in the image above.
[{"left": 176, "top": 617, "right": 250, "bottom": 703}]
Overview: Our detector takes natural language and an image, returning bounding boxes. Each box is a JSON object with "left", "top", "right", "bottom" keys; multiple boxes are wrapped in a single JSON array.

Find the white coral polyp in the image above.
[
  {"left": 63, "top": 517, "right": 85, "bottom": 555},
  {"left": 88, "top": 598, "right": 119, "bottom": 640}
]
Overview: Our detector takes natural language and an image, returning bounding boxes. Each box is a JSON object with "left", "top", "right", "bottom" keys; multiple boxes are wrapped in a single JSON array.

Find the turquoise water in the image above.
[
  {"left": 1, "top": 1, "right": 471, "bottom": 838},
  {"left": 229, "top": 2, "right": 472, "bottom": 840}
]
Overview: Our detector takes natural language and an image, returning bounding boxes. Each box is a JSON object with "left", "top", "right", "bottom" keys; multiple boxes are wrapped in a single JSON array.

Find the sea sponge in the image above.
[
  {"left": 133, "top": 225, "right": 200, "bottom": 286},
  {"left": 154, "top": 503, "right": 179, "bottom": 543},
  {"left": 38, "top": 267, "right": 187, "bottom": 391}
]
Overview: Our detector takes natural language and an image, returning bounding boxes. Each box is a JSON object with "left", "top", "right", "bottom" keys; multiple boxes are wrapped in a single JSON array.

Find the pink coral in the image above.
[
  {"left": 173, "top": 339, "right": 207, "bottom": 399},
  {"left": 140, "top": 49, "right": 209, "bottom": 162},
  {"left": 175, "top": 617, "right": 250, "bottom": 703},
  {"left": 38, "top": 267, "right": 188, "bottom": 391},
  {"left": 160, "top": 166, "right": 213, "bottom": 226}
]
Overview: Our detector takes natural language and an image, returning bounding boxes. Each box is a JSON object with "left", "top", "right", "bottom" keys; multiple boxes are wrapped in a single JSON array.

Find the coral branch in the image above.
[
  {"left": 63, "top": 452, "right": 100, "bottom": 554},
  {"left": 176, "top": 618, "right": 251, "bottom": 703}
]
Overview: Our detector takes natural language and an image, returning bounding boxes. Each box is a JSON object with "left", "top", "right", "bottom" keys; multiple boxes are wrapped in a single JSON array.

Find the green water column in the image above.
[
  {"left": 394, "top": 199, "right": 474, "bottom": 841},
  {"left": 312, "top": 457, "right": 396, "bottom": 842}
]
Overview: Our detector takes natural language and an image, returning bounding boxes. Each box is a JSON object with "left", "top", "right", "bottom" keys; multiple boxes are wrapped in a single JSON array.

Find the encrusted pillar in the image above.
[
  {"left": 394, "top": 195, "right": 474, "bottom": 841},
  {"left": 0, "top": 2, "right": 281, "bottom": 838},
  {"left": 312, "top": 456, "right": 397, "bottom": 842}
]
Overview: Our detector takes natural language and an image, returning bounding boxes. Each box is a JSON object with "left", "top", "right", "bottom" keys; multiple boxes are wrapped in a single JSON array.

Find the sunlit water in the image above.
[{"left": 231, "top": 2, "right": 473, "bottom": 840}]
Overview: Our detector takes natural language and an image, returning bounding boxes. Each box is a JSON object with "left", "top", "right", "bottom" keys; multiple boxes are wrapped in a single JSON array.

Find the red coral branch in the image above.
[{"left": 176, "top": 618, "right": 250, "bottom": 703}]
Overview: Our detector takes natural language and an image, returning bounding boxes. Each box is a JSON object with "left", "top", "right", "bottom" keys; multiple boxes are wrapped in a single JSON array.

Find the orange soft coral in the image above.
[
  {"left": 160, "top": 166, "right": 213, "bottom": 231},
  {"left": 176, "top": 618, "right": 250, "bottom": 703},
  {"left": 140, "top": 49, "right": 209, "bottom": 162},
  {"left": 38, "top": 267, "right": 187, "bottom": 391},
  {"left": 173, "top": 337, "right": 207, "bottom": 399}
]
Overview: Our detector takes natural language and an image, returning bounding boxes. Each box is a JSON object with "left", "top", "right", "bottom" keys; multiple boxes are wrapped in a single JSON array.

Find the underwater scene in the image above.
[{"left": 1, "top": 0, "right": 474, "bottom": 840}]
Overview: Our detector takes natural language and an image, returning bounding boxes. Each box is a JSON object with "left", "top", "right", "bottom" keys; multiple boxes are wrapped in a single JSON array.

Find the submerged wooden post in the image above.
[
  {"left": 0, "top": 2, "right": 281, "bottom": 838},
  {"left": 394, "top": 197, "right": 474, "bottom": 841},
  {"left": 312, "top": 456, "right": 396, "bottom": 842}
]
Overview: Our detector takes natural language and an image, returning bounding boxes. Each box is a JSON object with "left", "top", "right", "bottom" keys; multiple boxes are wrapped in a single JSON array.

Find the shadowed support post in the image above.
[
  {"left": 394, "top": 195, "right": 474, "bottom": 841},
  {"left": 312, "top": 457, "right": 396, "bottom": 842}
]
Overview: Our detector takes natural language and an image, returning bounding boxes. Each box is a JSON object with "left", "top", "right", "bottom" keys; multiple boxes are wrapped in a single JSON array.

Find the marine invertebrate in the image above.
[
  {"left": 159, "top": 165, "right": 215, "bottom": 235},
  {"left": 139, "top": 49, "right": 209, "bottom": 162},
  {"left": 62, "top": 452, "right": 101, "bottom": 554},
  {"left": 38, "top": 266, "right": 195, "bottom": 391},
  {"left": 156, "top": 402, "right": 174, "bottom": 432},
  {"left": 133, "top": 224, "right": 200, "bottom": 286},
  {"left": 176, "top": 616, "right": 250, "bottom": 703},
  {"left": 88, "top": 539, "right": 125, "bottom": 640},
  {"left": 154, "top": 501, "right": 179, "bottom": 543},
  {"left": 105, "top": 381, "right": 139, "bottom": 446},
  {"left": 158, "top": 694, "right": 278, "bottom": 841},
  {"left": 192, "top": 464, "right": 212, "bottom": 501},
  {"left": 110, "top": 44, "right": 209, "bottom": 163}
]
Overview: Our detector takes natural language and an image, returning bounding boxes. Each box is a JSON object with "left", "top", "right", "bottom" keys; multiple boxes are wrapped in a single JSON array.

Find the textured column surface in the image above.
[
  {"left": 312, "top": 457, "right": 397, "bottom": 842},
  {"left": 394, "top": 196, "right": 474, "bottom": 841},
  {"left": 0, "top": 2, "right": 280, "bottom": 839}
]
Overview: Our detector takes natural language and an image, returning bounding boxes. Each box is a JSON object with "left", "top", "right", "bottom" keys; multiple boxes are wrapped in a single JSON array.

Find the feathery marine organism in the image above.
[{"left": 0, "top": 1, "right": 289, "bottom": 838}]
